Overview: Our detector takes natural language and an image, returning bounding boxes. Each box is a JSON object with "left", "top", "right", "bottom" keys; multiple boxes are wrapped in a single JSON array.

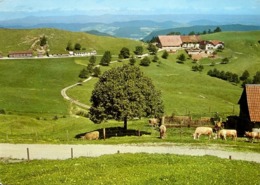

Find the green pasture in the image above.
[
  {"left": 200, "top": 31, "right": 260, "bottom": 75},
  {"left": 0, "top": 114, "right": 259, "bottom": 153},
  {"left": 0, "top": 58, "right": 82, "bottom": 115},
  {"left": 1, "top": 153, "right": 259, "bottom": 185}
]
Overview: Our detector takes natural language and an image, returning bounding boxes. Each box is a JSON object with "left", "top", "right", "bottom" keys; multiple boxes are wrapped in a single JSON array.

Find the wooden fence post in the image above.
[
  {"left": 103, "top": 128, "right": 106, "bottom": 140},
  {"left": 71, "top": 148, "right": 73, "bottom": 159},
  {"left": 27, "top": 148, "right": 30, "bottom": 161}
]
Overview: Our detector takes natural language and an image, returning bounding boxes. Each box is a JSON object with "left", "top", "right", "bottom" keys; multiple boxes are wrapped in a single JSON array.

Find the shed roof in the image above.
[
  {"left": 158, "top": 35, "right": 182, "bottom": 47},
  {"left": 244, "top": 84, "right": 260, "bottom": 122}
]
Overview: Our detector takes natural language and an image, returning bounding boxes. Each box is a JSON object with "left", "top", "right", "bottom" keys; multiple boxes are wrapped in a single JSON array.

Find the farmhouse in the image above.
[
  {"left": 157, "top": 35, "right": 224, "bottom": 56},
  {"left": 8, "top": 51, "right": 33, "bottom": 58}
]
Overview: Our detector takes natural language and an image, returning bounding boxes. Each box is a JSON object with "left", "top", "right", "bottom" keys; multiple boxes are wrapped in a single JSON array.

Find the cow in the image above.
[
  {"left": 81, "top": 131, "right": 99, "bottom": 140},
  {"left": 148, "top": 118, "right": 159, "bottom": 127},
  {"left": 245, "top": 131, "right": 260, "bottom": 143},
  {"left": 193, "top": 127, "right": 213, "bottom": 139},
  {"left": 159, "top": 125, "right": 167, "bottom": 139},
  {"left": 218, "top": 129, "right": 237, "bottom": 141}
]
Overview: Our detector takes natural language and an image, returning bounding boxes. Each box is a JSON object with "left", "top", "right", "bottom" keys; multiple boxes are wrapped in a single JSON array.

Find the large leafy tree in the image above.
[{"left": 89, "top": 65, "right": 164, "bottom": 130}]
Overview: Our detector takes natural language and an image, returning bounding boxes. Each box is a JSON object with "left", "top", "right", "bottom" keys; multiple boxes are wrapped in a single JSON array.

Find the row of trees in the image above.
[
  {"left": 240, "top": 70, "right": 260, "bottom": 87},
  {"left": 66, "top": 41, "right": 84, "bottom": 51},
  {"left": 79, "top": 56, "right": 101, "bottom": 79},
  {"left": 207, "top": 68, "right": 240, "bottom": 84},
  {"left": 207, "top": 68, "right": 260, "bottom": 85}
]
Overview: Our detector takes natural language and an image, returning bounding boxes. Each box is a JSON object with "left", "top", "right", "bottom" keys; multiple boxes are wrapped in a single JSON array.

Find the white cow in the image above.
[
  {"left": 218, "top": 129, "right": 237, "bottom": 140},
  {"left": 193, "top": 127, "right": 213, "bottom": 139}
]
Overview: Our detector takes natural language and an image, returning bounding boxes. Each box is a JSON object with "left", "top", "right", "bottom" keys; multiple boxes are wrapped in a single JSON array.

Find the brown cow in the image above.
[
  {"left": 218, "top": 129, "right": 237, "bottom": 140},
  {"left": 81, "top": 131, "right": 99, "bottom": 140},
  {"left": 245, "top": 131, "right": 260, "bottom": 143},
  {"left": 193, "top": 127, "right": 213, "bottom": 139},
  {"left": 159, "top": 125, "right": 167, "bottom": 139}
]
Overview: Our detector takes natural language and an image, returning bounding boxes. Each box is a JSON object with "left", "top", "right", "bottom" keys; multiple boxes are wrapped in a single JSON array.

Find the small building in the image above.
[
  {"left": 200, "top": 40, "right": 224, "bottom": 54},
  {"left": 158, "top": 35, "right": 182, "bottom": 51},
  {"left": 8, "top": 51, "right": 33, "bottom": 58}
]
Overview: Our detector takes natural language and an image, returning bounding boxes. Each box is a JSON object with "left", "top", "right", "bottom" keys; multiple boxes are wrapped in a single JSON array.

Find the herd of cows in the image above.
[
  {"left": 153, "top": 118, "right": 260, "bottom": 143},
  {"left": 79, "top": 118, "right": 260, "bottom": 142}
]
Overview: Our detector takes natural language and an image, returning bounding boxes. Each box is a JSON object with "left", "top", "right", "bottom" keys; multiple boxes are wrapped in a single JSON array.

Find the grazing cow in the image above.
[
  {"left": 159, "top": 125, "right": 167, "bottom": 139},
  {"left": 148, "top": 118, "right": 159, "bottom": 127},
  {"left": 81, "top": 131, "right": 99, "bottom": 140},
  {"left": 218, "top": 129, "right": 237, "bottom": 140},
  {"left": 245, "top": 131, "right": 260, "bottom": 143},
  {"left": 193, "top": 127, "right": 213, "bottom": 139}
]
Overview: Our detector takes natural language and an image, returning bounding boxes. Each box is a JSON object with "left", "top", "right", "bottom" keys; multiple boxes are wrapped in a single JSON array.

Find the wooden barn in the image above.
[{"left": 226, "top": 84, "right": 260, "bottom": 136}]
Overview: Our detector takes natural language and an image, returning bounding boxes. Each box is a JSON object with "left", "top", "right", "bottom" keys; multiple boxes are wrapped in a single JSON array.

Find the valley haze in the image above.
[{"left": 0, "top": 0, "right": 260, "bottom": 39}]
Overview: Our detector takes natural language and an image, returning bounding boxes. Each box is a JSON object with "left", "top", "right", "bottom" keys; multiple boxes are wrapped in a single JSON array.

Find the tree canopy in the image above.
[
  {"left": 89, "top": 65, "right": 164, "bottom": 130},
  {"left": 119, "top": 47, "right": 130, "bottom": 59},
  {"left": 100, "top": 51, "right": 112, "bottom": 66}
]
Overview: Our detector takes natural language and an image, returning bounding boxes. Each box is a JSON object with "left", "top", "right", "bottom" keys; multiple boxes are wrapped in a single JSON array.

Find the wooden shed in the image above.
[{"left": 238, "top": 84, "right": 260, "bottom": 127}]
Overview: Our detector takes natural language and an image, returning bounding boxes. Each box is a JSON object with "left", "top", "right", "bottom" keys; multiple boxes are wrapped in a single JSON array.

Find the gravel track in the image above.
[{"left": 1, "top": 143, "right": 260, "bottom": 163}]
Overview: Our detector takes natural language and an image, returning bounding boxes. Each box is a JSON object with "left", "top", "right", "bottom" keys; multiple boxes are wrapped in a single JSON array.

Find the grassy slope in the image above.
[
  {"left": 0, "top": 30, "right": 259, "bottom": 117},
  {"left": 0, "top": 28, "right": 143, "bottom": 55},
  {"left": 200, "top": 31, "right": 260, "bottom": 75},
  {"left": 0, "top": 58, "right": 82, "bottom": 115}
]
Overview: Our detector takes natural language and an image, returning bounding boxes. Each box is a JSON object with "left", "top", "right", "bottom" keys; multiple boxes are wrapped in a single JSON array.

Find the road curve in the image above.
[
  {"left": 61, "top": 77, "right": 93, "bottom": 109},
  {"left": 1, "top": 143, "right": 260, "bottom": 163}
]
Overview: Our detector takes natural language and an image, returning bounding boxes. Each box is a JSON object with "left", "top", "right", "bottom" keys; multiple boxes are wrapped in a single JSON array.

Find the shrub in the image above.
[
  {"left": 140, "top": 56, "right": 151, "bottom": 66},
  {"left": 0, "top": 109, "right": 6, "bottom": 114}
]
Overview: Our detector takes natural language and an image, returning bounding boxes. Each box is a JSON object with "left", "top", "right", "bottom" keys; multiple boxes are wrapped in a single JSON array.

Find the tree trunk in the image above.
[{"left": 123, "top": 117, "right": 128, "bottom": 131}]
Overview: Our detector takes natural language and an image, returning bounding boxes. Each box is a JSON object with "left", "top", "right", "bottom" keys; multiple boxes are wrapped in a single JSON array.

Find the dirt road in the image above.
[{"left": 1, "top": 143, "right": 260, "bottom": 163}]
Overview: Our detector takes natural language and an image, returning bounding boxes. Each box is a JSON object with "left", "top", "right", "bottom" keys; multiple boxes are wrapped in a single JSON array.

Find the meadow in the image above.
[
  {"left": 0, "top": 30, "right": 260, "bottom": 185},
  {"left": 0, "top": 28, "right": 143, "bottom": 56},
  {"left": 1, "top": 153, "right": 260, "bottom": 185}
]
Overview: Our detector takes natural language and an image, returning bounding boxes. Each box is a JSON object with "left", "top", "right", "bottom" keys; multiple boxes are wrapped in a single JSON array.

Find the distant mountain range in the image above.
[{"left": 1, "top": 14, "right": 260, "bottom": 40}]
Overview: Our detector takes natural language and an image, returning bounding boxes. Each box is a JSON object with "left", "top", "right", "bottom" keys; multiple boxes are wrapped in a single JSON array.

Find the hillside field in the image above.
[
  {"left": 0, "top": 28, "right": 144, "bottom": 56},
  {"left": 0, "top": 30, "right": 259, "bottom": 129}
]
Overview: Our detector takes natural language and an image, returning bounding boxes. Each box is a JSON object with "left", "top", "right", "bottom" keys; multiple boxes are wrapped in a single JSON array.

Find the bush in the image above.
[
  {"left": 0, "top": 109, "right": 6, "bottom": 114},
  {"left": 221, "top": 57, "right": 229, "bottom": 64},
  {"left": 140, "top": 56, "right": 151, "bottom": 66},
  {"left": 161, "top": 50, "right": 169, "bottom": 59}
]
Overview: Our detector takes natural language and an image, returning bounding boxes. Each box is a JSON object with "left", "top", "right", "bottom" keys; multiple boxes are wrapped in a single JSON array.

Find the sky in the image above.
[{"left": 0, "top": 0, "right": 260, "bottom": 20}]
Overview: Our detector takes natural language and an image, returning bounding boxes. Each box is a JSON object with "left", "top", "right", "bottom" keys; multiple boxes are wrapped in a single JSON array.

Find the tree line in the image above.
[
  {"left": 207, "top": 68, "right": 260, "bottom": 86},
  {"left": 149, "top": 27, "right": 222, "bottom": 43}
]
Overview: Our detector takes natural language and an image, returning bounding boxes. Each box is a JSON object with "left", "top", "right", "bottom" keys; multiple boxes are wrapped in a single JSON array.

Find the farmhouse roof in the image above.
[
  {"left": 239, "top": 84, "right": 260, "bottom": 122},
  {"left": 209, "top": 40, "right": 224, "bottom": 46},
  {"left": 158, "top": 35, "right": 182, "bottom": 47},
  {"left": 180, "top": 35, "right": 201, "bottom": 43}
]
